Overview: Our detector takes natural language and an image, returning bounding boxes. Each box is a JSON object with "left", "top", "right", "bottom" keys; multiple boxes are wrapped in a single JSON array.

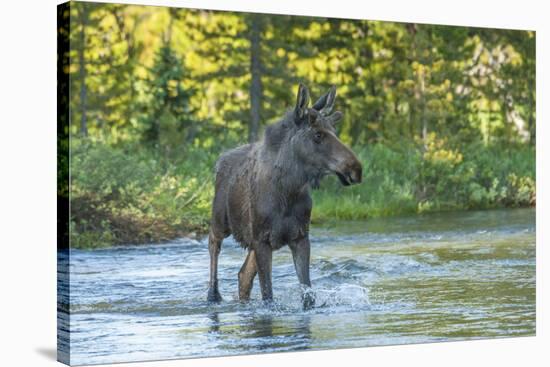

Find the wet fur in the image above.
[
  {"left": 207, "top": 85, "right": 362, "bottom": 307},
  {"left": 212, "top": 111, "right": 318, "bottom": 250}
]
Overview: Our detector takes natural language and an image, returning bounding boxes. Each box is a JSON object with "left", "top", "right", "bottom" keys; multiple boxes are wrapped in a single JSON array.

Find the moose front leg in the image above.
[
  {"left": 255, "top": 244, "right": 273, "bottom": 302},
  {"left": 290, "top": 237, "right": 315, "bottom": 310}
]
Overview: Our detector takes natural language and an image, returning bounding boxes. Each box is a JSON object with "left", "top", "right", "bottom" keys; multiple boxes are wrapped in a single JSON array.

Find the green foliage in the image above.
[
  {"left": 70, "top": 139, "right": 535, "bottom": 248},
  {"left": 67, "top": 3, "right": 536, "bottom": 147},
  {"left": 141, "top": 44, "right": 196, "bottom": 146},
  {"left": 70, "top": 140, "right": 215, "bottom": 248},
  {"left": 63, "top": 3, "right": 536, "bottom": 248},
  {"left": 312, "top": 142, "right": 535, "bottom": 221}
]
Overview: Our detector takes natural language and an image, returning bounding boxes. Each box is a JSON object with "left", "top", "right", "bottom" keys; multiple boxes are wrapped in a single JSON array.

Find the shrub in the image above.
[
  {"left": 70, "top": 138, "right": 535, "bottom": 248},
  {"left": 70, "top": 140, "right": 215, "bottom": 248}
]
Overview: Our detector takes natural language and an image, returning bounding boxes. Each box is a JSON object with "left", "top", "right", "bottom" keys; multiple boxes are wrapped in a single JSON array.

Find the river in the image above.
[{"left": 60, "top": 208, "right": 536, "bottom": 365}]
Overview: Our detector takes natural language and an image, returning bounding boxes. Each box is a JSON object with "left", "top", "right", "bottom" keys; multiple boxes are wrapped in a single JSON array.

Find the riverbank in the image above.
[{"left": 69, "top": 139, "right": 535, "bottom": 249}]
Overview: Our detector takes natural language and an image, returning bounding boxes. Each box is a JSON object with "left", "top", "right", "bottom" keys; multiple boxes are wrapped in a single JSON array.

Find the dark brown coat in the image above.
[{"left": 207, "top": 84, "right": 362, "bottom": 309}]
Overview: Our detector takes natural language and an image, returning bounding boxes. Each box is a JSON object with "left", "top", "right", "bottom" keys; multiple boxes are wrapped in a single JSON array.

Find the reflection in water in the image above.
[
  {"left": 244, "top": 313, "right": 312, "bottom": 351},
  {"left": 208, "top": 312, "right": 220, "bottom": 334},
  {"left": 248, "top": 314, "right": 275, "bottom": 340},
  {"left": 65, "top": 208, "right": 535, "bottom": 365},
  {"left": 207, "top": 308, "right": 313, "bottom": 352}
]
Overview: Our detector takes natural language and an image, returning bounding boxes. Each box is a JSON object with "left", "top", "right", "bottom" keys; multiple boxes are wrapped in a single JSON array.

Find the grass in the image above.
[
  {"left": 312, "top": 140, "right": 535, "bottom": 221},
  {"left": 69, "top": 138, "right": 535, "bottom": 248}
]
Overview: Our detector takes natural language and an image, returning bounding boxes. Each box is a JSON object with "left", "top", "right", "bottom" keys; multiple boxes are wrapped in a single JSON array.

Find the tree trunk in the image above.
[
  {"left": 419, "top": 67, "right": 427, "bottom": 149},
  {"left": 165, "top": 8, "right": 176, "bottom": 45},
  {"left": 528, "top": 89, "right": 535, "bottom": 145},
  {"left": 112, "top": 7, "right": 138, "bottom": 124},
  {"left": 407, "top": 23, "right": 418, "bottom": 142},
  {"left": 78, "top": 3, "right": 88, "bottom": 137},
  {"left": 409, "top": 101, "right": 415, "bottom": 139},
  {"left": 248, "top": 15, "right": 263, "bottom": 143}
]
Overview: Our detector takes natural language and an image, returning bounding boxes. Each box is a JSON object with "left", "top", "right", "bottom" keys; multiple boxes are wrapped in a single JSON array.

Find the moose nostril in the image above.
[{"left": 351, "top": 165, "right": 362, "bottom": 184}]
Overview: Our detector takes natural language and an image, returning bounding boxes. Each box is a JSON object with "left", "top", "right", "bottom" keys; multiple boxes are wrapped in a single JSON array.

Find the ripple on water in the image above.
[{"left": 66, "top": 208, "right": 536, "bottom": 365}]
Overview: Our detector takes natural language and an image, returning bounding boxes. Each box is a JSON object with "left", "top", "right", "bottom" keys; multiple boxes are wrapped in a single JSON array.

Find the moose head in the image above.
[{"left": 291, "top": 84, "right": 362, "bottom": 188}]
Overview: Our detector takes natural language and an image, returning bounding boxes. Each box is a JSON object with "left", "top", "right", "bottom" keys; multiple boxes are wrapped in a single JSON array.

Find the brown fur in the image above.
[{"left": 207, "top": 84, "right": 362, "bottom": 309}]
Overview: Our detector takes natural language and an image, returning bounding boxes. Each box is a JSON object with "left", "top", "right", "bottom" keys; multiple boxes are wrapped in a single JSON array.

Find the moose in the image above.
[{"left": 207, "top": 84, "right": 363, "bottom": 309}]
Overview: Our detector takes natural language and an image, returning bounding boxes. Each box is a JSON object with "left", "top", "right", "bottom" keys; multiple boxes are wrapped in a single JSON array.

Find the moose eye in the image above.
[{"left": 313, "top": 131, "right": 323, "bottom": 143}]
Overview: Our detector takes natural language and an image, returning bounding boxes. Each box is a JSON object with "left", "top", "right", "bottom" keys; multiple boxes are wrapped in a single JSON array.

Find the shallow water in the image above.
[{"left": 61, "top": 208, "right": 535, "bottom": 365}]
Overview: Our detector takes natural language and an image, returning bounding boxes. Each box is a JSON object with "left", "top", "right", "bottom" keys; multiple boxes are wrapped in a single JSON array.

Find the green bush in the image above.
[
  {"left": 312, "top": 140, "right": 535, "bottom": 221},
  {"left": 70, "top": 140, "right": 216, "bottom": 248},
  {"left": 70, "top": 138, "right": 535, "bottom": 248}
]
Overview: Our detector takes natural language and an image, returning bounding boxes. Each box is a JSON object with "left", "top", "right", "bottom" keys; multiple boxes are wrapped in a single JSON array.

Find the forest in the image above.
[{"left": 58, "top": 2, "right": 536, "bottom": 248}]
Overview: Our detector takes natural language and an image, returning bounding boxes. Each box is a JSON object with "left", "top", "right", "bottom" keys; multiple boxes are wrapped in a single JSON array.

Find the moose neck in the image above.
[
  {"left": 274, "top": 147, "right": 311, "bottom": 194},
  {"left": 261, "top": 135, "right": 314, "bottom": 197},
  {"left": 259, "top": 113, "right": 320, "bottom": 196}
]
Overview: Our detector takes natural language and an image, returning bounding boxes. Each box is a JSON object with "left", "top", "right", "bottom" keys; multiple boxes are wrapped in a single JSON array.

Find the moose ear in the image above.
[
  {"left": 327, "top": 111, "right": 343, "bottom": 126},
  {"left": 294, "top": 83, "right": 310, "bottom": 122},
  {"left": 312, "top": 85, "right": 336, "bottom": 116}
]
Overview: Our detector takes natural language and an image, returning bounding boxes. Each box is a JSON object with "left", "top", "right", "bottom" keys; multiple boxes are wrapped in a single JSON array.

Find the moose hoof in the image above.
[
  {"left": 207, "top": 288, "right": 223, "bottom": 303},
  {"left": 261, "top": 298, "right": 275, "bottom": 309},
  {"left": 302, "top": 292, "right": 315, "bottom": 310}
]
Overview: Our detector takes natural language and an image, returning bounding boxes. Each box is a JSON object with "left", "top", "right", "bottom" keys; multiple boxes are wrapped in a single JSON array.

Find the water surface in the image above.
[{"left": 62, "top": 208, "right": 535, "bottom": 365}]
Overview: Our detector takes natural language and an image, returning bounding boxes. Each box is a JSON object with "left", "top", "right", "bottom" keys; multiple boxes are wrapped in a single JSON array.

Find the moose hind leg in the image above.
[
  {"left": 238, "top": 249, "right": 257, "bottom": 301},
  {"left": 207, "top": 231, "right": 223, "bottom": 302}
]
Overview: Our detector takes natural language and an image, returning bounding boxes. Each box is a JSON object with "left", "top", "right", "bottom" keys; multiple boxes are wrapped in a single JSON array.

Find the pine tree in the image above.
[{"left": 142, "top": 43, "right": 195, "bottom": 147}]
